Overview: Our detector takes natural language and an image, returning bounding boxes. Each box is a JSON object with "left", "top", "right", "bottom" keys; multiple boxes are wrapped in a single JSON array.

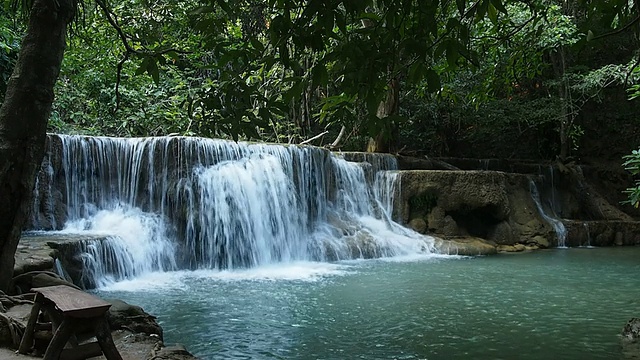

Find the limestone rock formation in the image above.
[{"left": 398, "top": 170, "right": 555, "bottom": 247}]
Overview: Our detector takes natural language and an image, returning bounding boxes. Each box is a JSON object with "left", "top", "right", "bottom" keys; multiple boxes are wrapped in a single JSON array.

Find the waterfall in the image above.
[
  {"left": 582, "top": 222, "right": 593, "bottom": 248},
  {"left": 32, "top": 135, "right": 435, "bottom": 286},
  {"left": 529, "top": 180, "right": 567, "bottom": 248}
]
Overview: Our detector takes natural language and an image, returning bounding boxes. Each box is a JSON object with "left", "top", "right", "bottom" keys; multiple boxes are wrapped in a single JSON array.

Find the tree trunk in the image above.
[
  {"left": 367, "top": 77, "right": 399, "bottom": 153},
  {"left": 0, "top": 0, "right": 75, "bottom": 293},
  {"left": 550, "top": 47, "right": 570, "bottom": 161}
]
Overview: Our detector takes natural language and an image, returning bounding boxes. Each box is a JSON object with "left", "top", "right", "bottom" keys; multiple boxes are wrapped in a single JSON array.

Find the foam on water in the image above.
[
  {"left": 59, "top": 205, "right": 177, "bottom": 286},
  {"left": 188, "top": 261, "right": 352, "bottom": 282},
  {"left": 99, "top": 262, "right": 352, "bottom": 292},
  {"left": 98, "top": 271, "right": 190, "bottom": 292}
]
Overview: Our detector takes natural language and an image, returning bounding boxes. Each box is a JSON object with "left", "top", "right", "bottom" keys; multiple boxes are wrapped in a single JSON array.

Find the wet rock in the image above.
[
  {"left": 434, "top": 237, "right": 497, "bottom": 256},
  {"left": 529, "top": 235, "right": 550, "bottom": 248},
  {"left": 622, "top": 318, "right": 640, "bottom": 359},
  {"left": 441, "top": 215, "right": 461, "bottom": 236},
  {"left": 149, "top": 343, "right": 199, "bottom": 360},
  {"left": 345, "top": 232, "right": 382, "bottom": 259},
  {"left": 32, "top": 273, "right": 80, "bottom": 290},
  {"left": 623, "top": 318, "right": 640, "bottom": 342},
  {"left": 488, "top": 221, "right": 515, "bottom": 244},
  {"left": 408, "top": 218, "right": 427, "bottom": 234},
  {"left": 427, "top": 207, "right": 445, "bottom": 232},
  {"left": 10, "top": 271, "right": 79, "bottom": 295},
  {"left": 497, "top": 243, "right": 528, "bottom": 252},
  {"left": 106, "top": 299, "right": 163, "bottom": 339},
  {"left": 497, "top": 245, "right": 516, "bottom": 252}
]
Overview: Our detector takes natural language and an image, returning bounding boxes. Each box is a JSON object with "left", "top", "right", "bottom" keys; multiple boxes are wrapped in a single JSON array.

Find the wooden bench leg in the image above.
[
  {"left": 43, "top": 318, "right": 74, "bottom": 360},
  {"left": 18, "top": 301, "right": 41, "bottom": 354},
  {"left": 46, "top": 308, "right": 79, "bottom": 348},
  {"left": 95, "top": 316, "right": 123, "bottom": 360}
]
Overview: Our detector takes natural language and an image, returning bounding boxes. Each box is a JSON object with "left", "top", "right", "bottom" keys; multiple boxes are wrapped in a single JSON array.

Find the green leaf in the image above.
[
  {"left": 335, "top": 11, "right": 347, "bottom": 34},
  {"left": 359, "top": 12, "right": 382, "bottom": 22},
  {"left": 312, "top": 63, "right": 328, "bottom": 88},
  {"left": 487, "top": 4, "right": 498, "bottom": 25},
  {"left": 445, "top": 42, "right": 460, "bottom": 68},
  {"left": 250, "top": 37, "right": 265, "bottom": 52},
  {"left": 147, "top": 58, "right": 160, "bottom": 84},
  {"left": 283, "top": 79, "right": 304, "bottom": 103},
  {"left": 456, "top": 0, "right": 466, "bottom": 13},
  {"left": 166, "top": 51, "right": 179, "bottom": 62},
  {"left": 426, "top": 69, "right": 441, "bottom": 93},
  {"left": 408, "top": 62, "right": 425, "bottom": 83},
  {"left": 475, "top": 0, "right": 490, "bottom": 20},
  {"left": 135, "top": 58, "right": 148, "bottom": 76},
  {"left": 279, "top": 43, "right": 290, "bottom": 67},
  {"left": 189, "top": 6, "right": 215, "bottom": 15},
  {"left": 434, "top": 41, "right": 448, "bottom": 60},
  {"left": 215, "top": 0, "right": 231, "bottom": 14},
  {"left": 490, "top": 0, "right": 507, "bottom": 13}
]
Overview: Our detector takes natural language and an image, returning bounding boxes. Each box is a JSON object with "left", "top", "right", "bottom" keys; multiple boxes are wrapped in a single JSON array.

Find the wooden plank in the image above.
[
  {"left": 43, "top": 318, "right": 75, "bottom": 360},
  {"left": 32, "top": 285, "right": 111, "bottom": 318},
  {"left": 95, "top": 317, "right": 123, "bottom": 360},
  {"left": 18, "top": 301, "right": 41, "bottom": 354},
  {"left": 60, "top": 342, "right": 103, "bottom": 360}
]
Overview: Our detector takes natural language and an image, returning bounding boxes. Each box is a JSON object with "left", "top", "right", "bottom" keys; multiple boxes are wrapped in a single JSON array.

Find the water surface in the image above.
[{"left": 96, "top": 248, "right": 640, "bottom": 359}]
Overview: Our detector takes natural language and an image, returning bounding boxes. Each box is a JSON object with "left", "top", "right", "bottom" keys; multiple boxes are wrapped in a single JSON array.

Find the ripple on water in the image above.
[{"left": 95, "top": 248, "right": 640, "bottom": 360}]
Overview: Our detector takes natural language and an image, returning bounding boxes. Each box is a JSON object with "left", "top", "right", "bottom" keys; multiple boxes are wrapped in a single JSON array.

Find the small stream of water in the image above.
[{"left": 530, "top": 180, "right": 568, "bottom": 248}]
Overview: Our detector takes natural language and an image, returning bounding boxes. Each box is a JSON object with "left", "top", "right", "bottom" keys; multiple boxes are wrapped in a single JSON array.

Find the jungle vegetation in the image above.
[{"left": 0, "top": 0, "right": 639, "bottom": 291}]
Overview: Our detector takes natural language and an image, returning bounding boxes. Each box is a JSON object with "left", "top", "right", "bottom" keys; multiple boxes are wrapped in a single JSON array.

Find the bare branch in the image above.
[{"left": 300, "top": 131, "right": 328, "bottom": 145}]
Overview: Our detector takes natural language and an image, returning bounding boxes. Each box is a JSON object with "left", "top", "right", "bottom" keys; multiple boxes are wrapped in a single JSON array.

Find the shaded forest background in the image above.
[
  {"left": 2, "top": 1, "right": 639, "bottom": 162},
  {"left": 0, "top": 2, "right": 639, "bottom": 173}
]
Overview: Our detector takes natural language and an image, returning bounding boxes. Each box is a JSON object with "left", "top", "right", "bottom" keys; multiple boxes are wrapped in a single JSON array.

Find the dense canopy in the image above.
[{"left": 0, "top": 0, "right": 639, "bottom": 291}]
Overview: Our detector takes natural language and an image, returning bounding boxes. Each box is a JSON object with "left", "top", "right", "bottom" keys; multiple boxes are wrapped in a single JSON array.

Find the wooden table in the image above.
[{"left": 18, "top": 285, "right": 122, "bottom": 360}]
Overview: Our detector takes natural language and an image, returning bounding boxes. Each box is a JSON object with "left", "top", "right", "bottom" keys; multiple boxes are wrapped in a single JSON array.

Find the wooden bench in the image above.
[{"left": 18, "top": 285, "right": 123, "bottom": 360}]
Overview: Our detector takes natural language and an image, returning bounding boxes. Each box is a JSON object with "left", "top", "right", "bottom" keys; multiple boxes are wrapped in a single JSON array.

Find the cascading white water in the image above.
[
  {"left": 191, "top": 154, "right": 309, "bottom": 268},
  {"left": 529, "top": 180, "right": 567, "bottom": 248},
  {"left": 31, "top": 135, "right": 436, "bottom": 286},
  {"left": 60, "top": 205, "right": 178, "bottom": 286},
  {"left": 582, "top": 222, "right": 593, "bottom": 248}
]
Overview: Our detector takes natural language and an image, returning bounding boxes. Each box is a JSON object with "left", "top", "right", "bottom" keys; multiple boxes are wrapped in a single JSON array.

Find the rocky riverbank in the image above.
[
  {"left": 4, "top": 233, "right": 200, "bottom": 359},
  {"left": 0, "top": 291, "right": 199, "bottom": 359}
]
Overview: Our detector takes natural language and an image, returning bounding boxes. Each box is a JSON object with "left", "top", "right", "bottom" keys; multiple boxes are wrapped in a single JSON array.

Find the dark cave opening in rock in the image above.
[{"left": 446, "top": 206, "right": 502, "bottom": 238}]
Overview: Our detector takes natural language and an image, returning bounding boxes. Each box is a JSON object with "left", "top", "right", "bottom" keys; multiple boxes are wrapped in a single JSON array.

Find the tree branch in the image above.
[
  {"left": 94, "top": 0, "right": 191, "bottom": 113},
  {"left": 300, "top": 131, "right": 328, "bottom": 145},
  {"left": 590, "top": 14, "right": 640, "bottom": 41},
  {"left": 114, "top": 52, "right": 129, "bottom": 113}
]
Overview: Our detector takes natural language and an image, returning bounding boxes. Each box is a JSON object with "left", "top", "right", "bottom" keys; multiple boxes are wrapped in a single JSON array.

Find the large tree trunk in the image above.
[
  {"left": 367, "top": 77, "right": 399, "bottom": 153},
  {"left": 0, "top": 0, "right": 75, "bottom": 293}
]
